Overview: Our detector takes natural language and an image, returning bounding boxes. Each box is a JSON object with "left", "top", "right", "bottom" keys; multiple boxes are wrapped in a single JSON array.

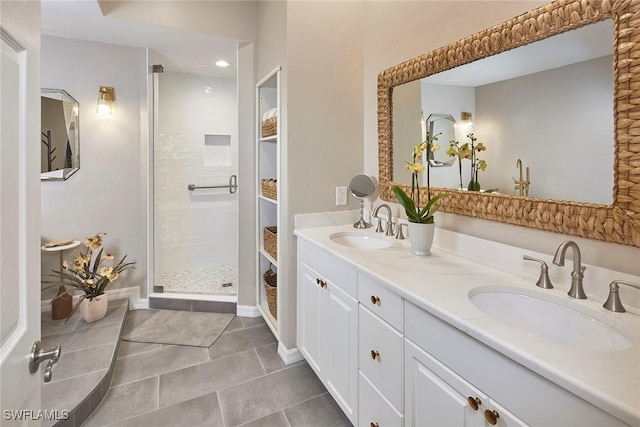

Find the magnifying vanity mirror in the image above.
[
  {"left": 378, "top": 0, "right": 640, "bottom": 247},
  {"left": 349, "top": 174, "right": 377, "bottom": 229},
  {"left": 41, "top": 88, "right": 79, "bottom": 181}
]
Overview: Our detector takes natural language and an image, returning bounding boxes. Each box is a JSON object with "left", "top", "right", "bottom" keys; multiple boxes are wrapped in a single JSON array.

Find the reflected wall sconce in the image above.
[
  {"left": 97, "top": 86, "right": 114, "bottom": 115},
  {"left": 455, "top": 111, "right": 474, "bottom": 141}
]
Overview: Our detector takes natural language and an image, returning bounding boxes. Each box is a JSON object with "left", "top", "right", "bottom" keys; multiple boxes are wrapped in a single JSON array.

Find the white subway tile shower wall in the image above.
[{"left": 154, "top": 72, "right": 238, "bottom": 292}]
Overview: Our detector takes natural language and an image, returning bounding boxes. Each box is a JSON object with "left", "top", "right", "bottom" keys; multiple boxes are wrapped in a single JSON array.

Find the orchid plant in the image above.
[
  {"left": 392, "top": 133, "right": 446, "bottom": 224},
  {"left": 44, "top": 233, "right": 135, "bottom": 320}
]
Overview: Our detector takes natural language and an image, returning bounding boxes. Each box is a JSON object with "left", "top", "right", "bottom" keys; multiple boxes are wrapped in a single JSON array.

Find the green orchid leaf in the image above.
[
  {"left": 92, "top": 248, "right": 104, "bottom": 274},
  {"left": 416, "top": 193, "right": 446, "bottom": 221},
  {"left": 392, "top": 185, "right": 421, "bottom": 222}
]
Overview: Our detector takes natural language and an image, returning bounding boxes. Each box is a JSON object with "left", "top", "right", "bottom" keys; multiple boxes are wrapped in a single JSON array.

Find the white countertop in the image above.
[{"left": 294, "top": 224, "right": 640, "bottom": 426}]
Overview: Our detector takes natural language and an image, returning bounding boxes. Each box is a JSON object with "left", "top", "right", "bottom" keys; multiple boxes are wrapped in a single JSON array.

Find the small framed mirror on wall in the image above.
[{"left": 41, "top": 88, "right": 79, "bottom": 181}]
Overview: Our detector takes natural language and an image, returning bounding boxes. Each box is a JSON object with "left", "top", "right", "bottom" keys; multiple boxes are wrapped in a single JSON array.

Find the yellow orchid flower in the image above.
[
  {"left": 405, "top": 162, "right": 425, "bottom": 175},
  {"left": 83, "top": 233, "right": 105, "bottom": 251},
  {"left": 73, "top": 254, "right": 87, "bottom": 268}
]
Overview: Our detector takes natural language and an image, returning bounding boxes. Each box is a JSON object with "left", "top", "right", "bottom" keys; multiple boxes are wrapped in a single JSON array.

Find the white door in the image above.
[{"left": 0, "top": 1, "right": 43, "bottom": 424}]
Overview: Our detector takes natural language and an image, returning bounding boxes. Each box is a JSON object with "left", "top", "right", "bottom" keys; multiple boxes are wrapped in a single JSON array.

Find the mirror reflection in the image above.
[
  {"left": 392, "top": 20, "right": 613, "bottom": 204},
  {"left": 41, "top": 88, "right": 79, "bottom": 180}
]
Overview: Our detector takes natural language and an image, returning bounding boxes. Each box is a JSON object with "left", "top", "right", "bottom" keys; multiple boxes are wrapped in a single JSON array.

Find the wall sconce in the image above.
[{"left": 96, "top": 86, "right": 114, "bottom": 114}]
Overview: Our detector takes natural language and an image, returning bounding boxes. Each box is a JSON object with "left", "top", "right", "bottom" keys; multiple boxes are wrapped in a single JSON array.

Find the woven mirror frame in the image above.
[{"left": 378, "top": 0, "right": 640, "bottom": 247}]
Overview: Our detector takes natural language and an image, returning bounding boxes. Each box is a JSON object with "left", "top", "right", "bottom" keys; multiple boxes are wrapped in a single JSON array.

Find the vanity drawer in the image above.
[
  {"left": 359, "top": 371, "right": 403, "bottom": 427},
  {"left": 358, "top": 271, "right": 403, "bottom": 331},
  {"left": 299, "top": 239, "right": 357, "bottom": 298},
  {"left": 359, "top": 305, "right": 403, "bottom": 411}
]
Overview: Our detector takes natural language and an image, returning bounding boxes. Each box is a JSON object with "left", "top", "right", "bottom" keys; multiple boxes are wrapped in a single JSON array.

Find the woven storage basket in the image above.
[
  {"left": 263, "top": 265, "right": 277, "bottom": 319},
  {"left": 264, "top": 226, "right": 277, "bottom": 260},
  {"left": 261, "top": 117, "right": 277, "bottom": 138},
  {"left": 261, "top": 179, "right": 277, "bottom": 200}
]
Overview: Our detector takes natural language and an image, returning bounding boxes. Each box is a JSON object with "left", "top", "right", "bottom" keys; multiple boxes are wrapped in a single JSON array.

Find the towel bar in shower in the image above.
[{"left": 188, "top": 175, "right": 237, "bottom": 194}]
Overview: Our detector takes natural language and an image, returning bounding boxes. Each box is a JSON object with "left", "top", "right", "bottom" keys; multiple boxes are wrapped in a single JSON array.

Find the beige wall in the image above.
[
  {"left": 41, "top": 36, "right": 147, "bottom": 298},
  {"left": 281, "top": 0, "right": 365, "bottom": 347},
  {"left": 362, "top": 1, "right": 640, "bottom": 281}
]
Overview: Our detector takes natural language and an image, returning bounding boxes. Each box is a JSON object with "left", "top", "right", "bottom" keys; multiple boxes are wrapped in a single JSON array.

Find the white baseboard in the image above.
[
  {"left": 131, "top": 298, "right": 149, "bottom": 310},
  {"left": 237, "top": 305, "right": 260, "bottom": 317},
  {"left": 277, "top": 342, "right": 303, "bottom": 365},
  {"left": 41, "top": 286, "right": 142, "bottom": 312}
]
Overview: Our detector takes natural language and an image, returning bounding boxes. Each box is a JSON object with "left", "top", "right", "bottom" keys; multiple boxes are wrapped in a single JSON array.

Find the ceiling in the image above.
[{"left": 40, "top": 0, "right": 240, "bottom": 78}]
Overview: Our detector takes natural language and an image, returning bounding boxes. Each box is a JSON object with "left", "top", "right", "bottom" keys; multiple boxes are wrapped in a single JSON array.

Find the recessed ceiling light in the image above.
[{"left": 216, "top": 60, "right": 230, "bottom": 68}]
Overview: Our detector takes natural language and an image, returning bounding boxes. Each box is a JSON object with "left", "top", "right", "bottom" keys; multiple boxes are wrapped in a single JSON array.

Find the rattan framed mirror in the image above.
[{"left": 378, "top": 0, "right": 640, "bottom": 247}]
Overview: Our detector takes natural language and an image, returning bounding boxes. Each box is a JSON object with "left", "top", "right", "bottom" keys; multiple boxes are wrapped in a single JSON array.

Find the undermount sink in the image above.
[
  {"left": 469, "top": 286, "right": 635, "bottom": 352},
  {"left": 329, "top": 232, "right": 392, "bottom": 249}
]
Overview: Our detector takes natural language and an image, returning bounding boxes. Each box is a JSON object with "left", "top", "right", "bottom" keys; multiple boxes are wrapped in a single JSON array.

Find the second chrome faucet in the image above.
[{"left": 552, "top": 240, "right": 587, "bottom": 299}]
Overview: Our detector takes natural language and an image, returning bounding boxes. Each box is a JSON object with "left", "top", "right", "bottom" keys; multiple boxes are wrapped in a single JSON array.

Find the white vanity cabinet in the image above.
[
  {"left": 295, "top": 234, "right": 634, "bottom": 427},
  {"left": 297, "top": 241, "right": 358, "bottom": 425}
]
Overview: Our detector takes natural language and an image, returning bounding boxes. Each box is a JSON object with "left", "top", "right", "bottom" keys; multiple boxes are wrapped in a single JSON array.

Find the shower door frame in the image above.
[{"left": 146, "top": 59, "right": 240, "bottom": 304}]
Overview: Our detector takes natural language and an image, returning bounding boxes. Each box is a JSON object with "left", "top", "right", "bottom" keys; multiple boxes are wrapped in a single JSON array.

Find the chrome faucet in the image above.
[
  {"left": 372, "top": 204, "right": 395, "bottom": 236},
  {"left": 552, "top": 240, "right": 587, "bottom": 299}
]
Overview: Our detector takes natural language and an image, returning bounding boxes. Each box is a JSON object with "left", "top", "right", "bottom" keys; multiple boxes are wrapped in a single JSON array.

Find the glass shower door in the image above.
[{"left": 152, "top": 69, "right": 239, "bottom": 297}]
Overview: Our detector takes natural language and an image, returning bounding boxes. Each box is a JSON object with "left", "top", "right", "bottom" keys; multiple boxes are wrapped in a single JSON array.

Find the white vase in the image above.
[
  {"left": 79, "top": 294, "right": 108, "bottom": 323},
  {"left": 408, "top": 222, "right": 435, "bottom": 256}
]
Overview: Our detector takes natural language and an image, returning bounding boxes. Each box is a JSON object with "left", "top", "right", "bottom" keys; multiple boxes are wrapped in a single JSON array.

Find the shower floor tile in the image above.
[{"left": 157, "top": 264, "right": 237, "bottom": 296}]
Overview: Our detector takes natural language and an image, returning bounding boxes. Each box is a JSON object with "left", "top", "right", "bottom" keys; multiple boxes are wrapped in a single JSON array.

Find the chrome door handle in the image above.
[{"left": 29, "top": 341, "right": 61, "bottom": 382}]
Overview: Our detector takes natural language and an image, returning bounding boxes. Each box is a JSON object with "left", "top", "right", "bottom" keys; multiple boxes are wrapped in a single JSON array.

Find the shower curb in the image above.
[{"left": 149, "top": 296, "right": 236, "bottom": 313}]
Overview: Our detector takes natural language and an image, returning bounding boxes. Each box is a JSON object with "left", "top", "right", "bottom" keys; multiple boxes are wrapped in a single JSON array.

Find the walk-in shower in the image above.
[{"left": 151, "top": 58, "right": 239, "bottom": 299}]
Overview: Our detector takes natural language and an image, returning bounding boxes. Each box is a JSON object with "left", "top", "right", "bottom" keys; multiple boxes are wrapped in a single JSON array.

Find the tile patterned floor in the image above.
[{"left": 82, "top": 310, "right": 351, "bottom": 427}]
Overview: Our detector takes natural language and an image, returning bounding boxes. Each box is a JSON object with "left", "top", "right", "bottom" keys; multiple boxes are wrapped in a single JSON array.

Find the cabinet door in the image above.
[
  {"left": 405, "top": 339, "right": 487, "bottom": 427},
  {"left": 298, "top": 262, "right": 326, "bottom": 376},
  {"left": 325, "top": 281, "right": 358, "bottom": 425}
]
